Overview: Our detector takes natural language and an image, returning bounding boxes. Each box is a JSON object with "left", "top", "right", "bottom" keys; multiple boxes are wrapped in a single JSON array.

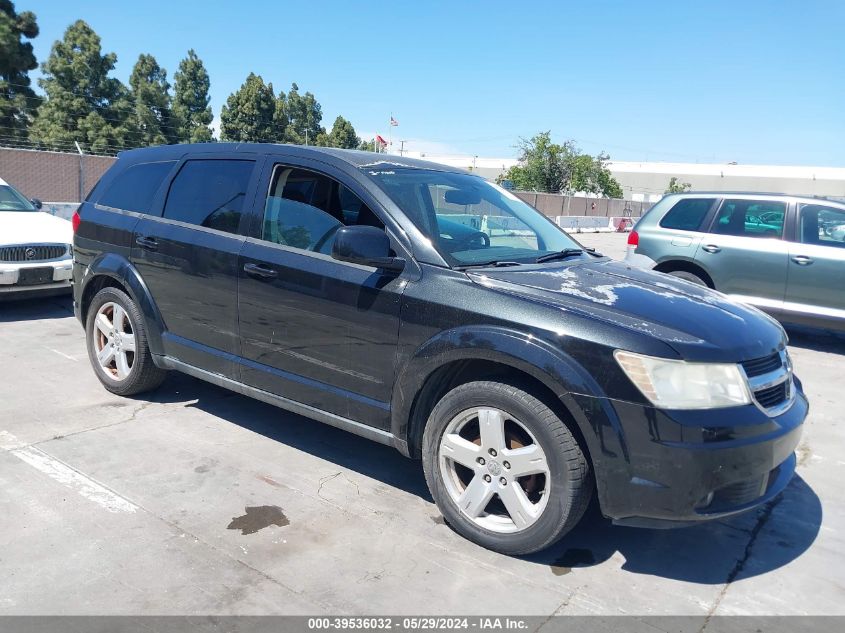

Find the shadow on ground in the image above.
[
  {"left": 785, "top": 324, "right": 845, "bottom": 356},
  {"left": 140, "top": 371, "right": 822, "bottom": 585},
  {"left": 0, "top": 294, "right": 74, "bottom": 322}
]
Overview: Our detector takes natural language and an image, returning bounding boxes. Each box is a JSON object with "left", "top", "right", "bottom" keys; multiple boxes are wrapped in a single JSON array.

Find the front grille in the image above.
[
  {"left": 0, "top": 244, "right": 68, "bottom": 262},
  {"left": 755, "top": 382, "right": 788, "bottom": 409},
  {"left": 741, "top": 353, "right": 783, "bottom": 378}
]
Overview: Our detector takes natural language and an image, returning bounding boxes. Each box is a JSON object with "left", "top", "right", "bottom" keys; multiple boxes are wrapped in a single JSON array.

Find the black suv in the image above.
[{"left": 72, "top": 144, "right": 807, "bottom": 554}]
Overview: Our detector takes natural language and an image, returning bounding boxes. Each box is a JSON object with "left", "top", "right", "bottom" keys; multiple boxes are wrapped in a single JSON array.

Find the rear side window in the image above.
[
  {"left": 711, "top": 200, "right": 786, "bottom": 239},
  {"left": 659, "top": 198, "right": 714, "bottom": 231},
  {"left": 98, "top": 161, "right": 175, "bottom": 214},
  {"left": 162, "top": 160, "right": 254, "bottom": 234},
  {"left": 799, "top": 204, "right": 845, "bottom": 248}
]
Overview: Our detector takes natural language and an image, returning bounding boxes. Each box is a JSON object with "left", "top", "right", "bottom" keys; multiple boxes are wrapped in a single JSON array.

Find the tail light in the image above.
[
  {"left": 72, "top": 209, "right": 81, "bottom": 233},
  {"left": 627, "top": 230, "right": 639, "bottom": 247}
]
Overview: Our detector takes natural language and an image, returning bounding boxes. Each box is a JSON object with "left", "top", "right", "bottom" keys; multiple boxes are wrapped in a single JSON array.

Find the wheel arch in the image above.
[
  {"left": 653, "top": 259, "right": 715, "bottom": 288},
  {"left": 79, "top": 253, "right": 166, "bottom": 356},
  {"left": 392, "top": 326, "right": 604, "bottom": 467}
]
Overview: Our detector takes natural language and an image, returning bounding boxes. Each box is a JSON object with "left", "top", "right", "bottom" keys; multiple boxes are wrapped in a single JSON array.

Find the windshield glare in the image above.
[
  {"left": 365, "top": 168, "right": 581, "bottom": 266},
  {"left": 0, "top": 185, "right": 36, "bottom": 212}
]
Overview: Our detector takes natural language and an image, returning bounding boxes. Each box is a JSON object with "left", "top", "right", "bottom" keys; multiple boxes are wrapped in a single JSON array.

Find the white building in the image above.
[{"left": 392, "top": 151, "right": 845, "bottom": 201}]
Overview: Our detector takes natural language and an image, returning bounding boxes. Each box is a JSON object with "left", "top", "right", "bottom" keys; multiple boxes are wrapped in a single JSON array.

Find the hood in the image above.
[
  {"left": 468, "top": 259, "right": 785, "bottom": 362},
  {"left": 0, "top": 211, "right": 73, "bottom": 246}
]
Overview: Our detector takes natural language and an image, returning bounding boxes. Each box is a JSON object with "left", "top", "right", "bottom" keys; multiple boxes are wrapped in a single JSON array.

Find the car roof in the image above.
[
  {"left": 116, "top": 143, "right": 469, "bottom": 175},
  {"left": 662, "top": 191, "right": 845, "bottom": 208}
]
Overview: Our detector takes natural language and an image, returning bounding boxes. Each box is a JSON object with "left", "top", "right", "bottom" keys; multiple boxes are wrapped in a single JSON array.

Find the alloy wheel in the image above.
[
  {"left": 438, "top": 407, "right": 551, "bottom": 533},
  {"left": 92, "top": 301, "right": 136, "bottom": 381}
]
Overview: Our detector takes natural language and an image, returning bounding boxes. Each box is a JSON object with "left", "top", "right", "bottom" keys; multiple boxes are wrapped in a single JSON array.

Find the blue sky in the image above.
[{"left": 19, "top": 0, "right": 845, "bottom": 165}]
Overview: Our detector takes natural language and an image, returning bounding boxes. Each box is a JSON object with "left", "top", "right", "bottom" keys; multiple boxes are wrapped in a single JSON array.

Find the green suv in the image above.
[{"left": 626, "top": 192, "right": 845, "bottom": 332}]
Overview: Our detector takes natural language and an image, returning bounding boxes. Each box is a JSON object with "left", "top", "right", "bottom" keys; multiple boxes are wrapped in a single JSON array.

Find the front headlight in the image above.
[{"left": 614, "top": 350, "right": 752, "bottom": 409}]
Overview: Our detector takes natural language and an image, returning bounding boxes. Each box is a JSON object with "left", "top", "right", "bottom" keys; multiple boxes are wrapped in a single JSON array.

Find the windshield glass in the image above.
[
  {"left": 0, "top": 185, "right": 36, "bottom": 211},
  {"left": 364, "top": 168, "right": 582, "bottom": 267}
]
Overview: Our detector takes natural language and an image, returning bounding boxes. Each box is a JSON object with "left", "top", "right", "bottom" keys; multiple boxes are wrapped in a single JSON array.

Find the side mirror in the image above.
[
  {"left": 30, "top": 198, "right": 42, "bottom": 210},
  {"left": 332, "top": 225, "right": 405, "bottom": 272}
]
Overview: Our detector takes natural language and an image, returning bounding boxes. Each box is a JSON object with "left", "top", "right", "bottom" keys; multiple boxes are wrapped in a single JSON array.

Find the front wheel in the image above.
[
  {"left": 422, "top": 381, "right": 593, "bottom": 555},
  {"left": 85, "top": 286, "right": 167, "bottom": 396}
]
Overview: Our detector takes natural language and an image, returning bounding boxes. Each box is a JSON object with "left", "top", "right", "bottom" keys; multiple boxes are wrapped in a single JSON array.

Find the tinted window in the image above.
[
  {"left": 799, "top": 204, "right": 845, "bottom": 248},
  {"left": 163, "top": 160, "right": 254, "bottom": 233},
  {"left": 659, "top": 198, "right": 714, "bottom": 231},
  {"left": 711, "top": 199, "right": 785, "bottom": 238},
  {"left": 262, "top": 166, "right": 383, "bottom": 254},
  {"left": 97, "top": 161, "right": 175, "bottom": 214}
]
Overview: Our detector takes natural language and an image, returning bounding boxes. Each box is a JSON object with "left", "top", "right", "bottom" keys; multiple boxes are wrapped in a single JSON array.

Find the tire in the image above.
[
  {"left": 667, "top": 270, "right": 709, "bottom": 287},
  {"left": 422, "top": 380, "right": 593, "bottom": 555},
  {"left": 85, "top": 286, "right": 167, "bottom": 396}
]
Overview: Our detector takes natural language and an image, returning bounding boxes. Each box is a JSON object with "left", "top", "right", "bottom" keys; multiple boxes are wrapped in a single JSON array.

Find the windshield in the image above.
[
  {"left": 364, "top": 168, "right": 582, "bottom": 267},
  {"left": 0, "top": 185, "right": 36, "bottom": 212}
]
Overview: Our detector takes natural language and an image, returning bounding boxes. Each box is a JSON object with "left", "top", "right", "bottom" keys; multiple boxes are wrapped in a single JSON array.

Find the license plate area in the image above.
[{"left": 17, "top": 267, "right": 54, "bottom": 286}]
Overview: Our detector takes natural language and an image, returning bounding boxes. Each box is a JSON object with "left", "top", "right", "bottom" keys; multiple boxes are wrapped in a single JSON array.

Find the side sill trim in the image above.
[{"left": 157, "top": 356, "right": 397, "bottom": 448}]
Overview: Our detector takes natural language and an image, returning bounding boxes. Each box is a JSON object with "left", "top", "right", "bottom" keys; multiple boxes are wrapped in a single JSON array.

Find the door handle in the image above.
[
  {"left": 243, "top": 262, "right": 278, "bottom": 279},
  {"left": 135, "top": 236, "right": 158, "bottom": 251},
  {"left": 701, "top": 244, "right": 721, "bottom": 254},
  {"left": 791, "top": 255, "right": 814, "bottom": 266}
]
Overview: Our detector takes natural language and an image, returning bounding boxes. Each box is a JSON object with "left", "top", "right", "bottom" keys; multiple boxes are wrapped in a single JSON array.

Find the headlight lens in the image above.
[{"left": 614, "top": 350, "right": 751, "bottom": 409}]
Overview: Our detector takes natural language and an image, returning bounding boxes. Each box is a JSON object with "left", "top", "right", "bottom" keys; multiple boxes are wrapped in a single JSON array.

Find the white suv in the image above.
[{"left": 0, "top": 178, "right": 73, "bottom": 298}]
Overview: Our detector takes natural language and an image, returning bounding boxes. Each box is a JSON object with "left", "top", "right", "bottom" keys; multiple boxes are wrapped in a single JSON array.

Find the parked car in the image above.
[
  {"left": 72, "top": 146, "right": 806, "bottom": 554},
  {"left": 626, "top": 192, "right": 845, "bottom": 332},
  {"left": 0, "top": 177, "right": 73, "bottom": 298}
]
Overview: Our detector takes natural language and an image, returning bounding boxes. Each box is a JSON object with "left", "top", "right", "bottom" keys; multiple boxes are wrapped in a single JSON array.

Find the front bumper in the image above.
[
  {"left": 572, "top": 384, "right": 807, "bottom": 526},
  {"left": 0, "top": 259, "right": 73, "bottom": 294}
]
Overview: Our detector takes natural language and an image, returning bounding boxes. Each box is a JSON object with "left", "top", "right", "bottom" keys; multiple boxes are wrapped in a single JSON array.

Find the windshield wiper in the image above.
[
  {"left": 535, "top": 248, "right": 584, "bottom": 263},
  {"left": 455, "top": 260, "right": 524, "bottom": 270}
]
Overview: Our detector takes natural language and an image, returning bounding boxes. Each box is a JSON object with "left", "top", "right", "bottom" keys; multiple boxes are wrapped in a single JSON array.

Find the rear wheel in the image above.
[
  {"left": 422, "top": 381, "right": 592, "bottom": 555},
  {"left": 85, "top": 286, "right": 166, "bottom": 396},
  {"left": 667, "top": 269, "right": 709, "bottom": 287}
]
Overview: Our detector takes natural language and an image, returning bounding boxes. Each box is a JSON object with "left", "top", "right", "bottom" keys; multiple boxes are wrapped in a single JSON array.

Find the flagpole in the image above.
[{"left": 389, "top": 112, "right": 392, "bottom": 155}]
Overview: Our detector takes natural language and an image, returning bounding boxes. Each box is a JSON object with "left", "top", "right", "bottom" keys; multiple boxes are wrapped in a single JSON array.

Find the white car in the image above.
[{"left": 0, "top": 178, "right": 73, "bottom": 297}]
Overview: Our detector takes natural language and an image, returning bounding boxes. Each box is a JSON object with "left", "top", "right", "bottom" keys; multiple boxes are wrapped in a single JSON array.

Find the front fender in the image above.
[
  {"left": 79, "top": 252, "right": 166, "bottom": 356},
  {"left": 391, "top": 325, "right": 627, "bottom": 467}
]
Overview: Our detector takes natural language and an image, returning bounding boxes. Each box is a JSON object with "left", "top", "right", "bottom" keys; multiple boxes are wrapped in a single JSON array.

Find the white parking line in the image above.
[
  {"left": 46, "top": 347, "right": 78, "bottom": 361},
  {"left": 0, "top": 430, "right": 138, "bottom": 514}
]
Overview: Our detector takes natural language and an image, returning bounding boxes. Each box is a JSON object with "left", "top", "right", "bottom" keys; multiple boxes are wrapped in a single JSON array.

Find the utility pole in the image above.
[
  {"left": 399, "top": 140, "right": 407, "bottom": 157},
  {"left": 303, "top": 129, "right": 309, "bottom": 146}
]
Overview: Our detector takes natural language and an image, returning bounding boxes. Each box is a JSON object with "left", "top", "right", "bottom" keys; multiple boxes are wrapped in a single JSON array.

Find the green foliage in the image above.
[
  {"left": 283, "top": 82, "right": 324, "bottom": 145},
  {"left": 173, "top": 49, "right": 212, "bottom": 143},
  {"left": 0, "top": 0, "right": 39, "bottom": 142},
  {"left": 358, "top": 138, "right": 376, "bottom": 152},
  {"left": 325, "top": 115, "right": 360, "bottom": 149},
  {"left": 128, "top": 53, "right": 174, "bottom": 146},
  {"left": 666, "top": 176, "right": 692, "bottom": 193},
  {"left": 219, "top": 72, "right": 279, "bottom": 142},
  {"left": 30, "top": 20, "right": 133, "bottom": 153},
  {"left": 502, "top": 131, "right": 623, "bottom": 198}
]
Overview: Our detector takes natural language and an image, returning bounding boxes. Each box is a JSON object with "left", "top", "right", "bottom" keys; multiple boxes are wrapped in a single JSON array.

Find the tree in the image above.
[
  {"left": 358, "top": 138, "right": 376, "bottom": 152},
  {"left": 0, "top": 0, "right": 39, "bottom": 143},
  {"left": 325, "top": 115, "right": 360, "bottom": 149},
  {"left": 283, "top": 82, "right": 324, "bottom": 145},
  {"left": 666, "top": 176, "right": 692, "bottom": 193},
  {"left": 127, "top": 53, "right": 174, "bottom": 146},
  {"left": 30, "top": 20, "right": 133, "bottom": 153},
  {"left": 501, "top": 131, "right": 623, "bottom": 197},
  {"left": 172, "top": 49, "right": 212, "bottom": 143},
  {"left": 219, "top": 72, "right": 279, "bottom": 142}
]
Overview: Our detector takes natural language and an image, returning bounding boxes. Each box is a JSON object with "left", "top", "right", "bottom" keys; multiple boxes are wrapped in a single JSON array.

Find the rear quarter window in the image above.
[
  {"left": 658, "top": 198, "right": 715, "bottom": 231},
  {"left": 97, "top": 161, "right": 176, "bottom": 214}
]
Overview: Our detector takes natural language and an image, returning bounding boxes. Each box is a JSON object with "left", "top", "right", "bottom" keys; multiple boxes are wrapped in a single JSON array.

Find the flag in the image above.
[
  {"left": 389, "top": 116, "right": 399, "bottom": 126},
  {"left": 375, "top": 135, "right": 388, "bottom": 147}
]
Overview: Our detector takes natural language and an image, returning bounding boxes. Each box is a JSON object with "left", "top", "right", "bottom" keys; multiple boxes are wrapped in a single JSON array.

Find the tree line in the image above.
[{"left": 0, "top": 2, "right": 366, "bottom": 155}]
